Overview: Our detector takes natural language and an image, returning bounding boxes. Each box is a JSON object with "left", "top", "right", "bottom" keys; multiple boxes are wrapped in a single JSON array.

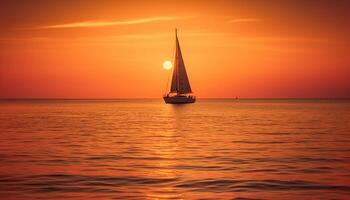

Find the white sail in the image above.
[{"left": 170, "top": 30, "right": 192, "bottom": 94}]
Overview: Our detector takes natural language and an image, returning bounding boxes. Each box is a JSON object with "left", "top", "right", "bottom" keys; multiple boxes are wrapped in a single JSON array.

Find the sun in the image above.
[{"left": 163, "top": 60, "right": 172, "bottom": 70}]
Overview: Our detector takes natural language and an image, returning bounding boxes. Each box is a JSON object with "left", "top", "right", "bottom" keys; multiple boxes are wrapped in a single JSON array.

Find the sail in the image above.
[{"left": 169, "top": 30, "right": 192, "bottom": 94}]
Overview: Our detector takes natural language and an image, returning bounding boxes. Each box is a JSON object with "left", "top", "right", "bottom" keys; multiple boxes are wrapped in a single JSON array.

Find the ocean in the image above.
[{"left": 0, "top": 99, "right": 350, "bottom": 199}]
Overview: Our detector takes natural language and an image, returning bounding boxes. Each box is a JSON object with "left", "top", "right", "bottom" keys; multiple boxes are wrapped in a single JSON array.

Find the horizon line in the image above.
[{"left": 1, "top": 98, "right": 349, "bottom": 101}]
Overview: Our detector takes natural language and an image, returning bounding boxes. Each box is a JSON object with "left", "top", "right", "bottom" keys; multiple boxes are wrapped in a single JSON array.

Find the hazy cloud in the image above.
[
  {"left": 228, "top": 18, "right": 262, "bottom": 23},
  {"left": 37, "top": 16, "right": 189, "bottom": 29}
]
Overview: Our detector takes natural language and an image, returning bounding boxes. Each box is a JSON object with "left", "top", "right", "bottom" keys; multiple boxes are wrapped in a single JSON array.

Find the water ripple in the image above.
[{"left": 1, "top": 99, "right": 350, "bottom": 199}]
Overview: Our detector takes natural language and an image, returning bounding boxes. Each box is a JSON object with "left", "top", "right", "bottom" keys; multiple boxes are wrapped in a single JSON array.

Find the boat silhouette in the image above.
[{"left": 163, "top": 29, "right": 196, "bottom": 104}]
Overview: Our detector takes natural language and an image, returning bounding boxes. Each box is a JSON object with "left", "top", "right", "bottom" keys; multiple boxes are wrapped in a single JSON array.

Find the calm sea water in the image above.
[{"left": 0, "top": 99, "right": 350, "bottom": 200}]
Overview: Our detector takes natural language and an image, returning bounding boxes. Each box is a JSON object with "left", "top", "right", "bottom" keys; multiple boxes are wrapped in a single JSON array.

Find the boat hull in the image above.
[{"left": 163, "top": 95, "right": 196, "bottom": 104}]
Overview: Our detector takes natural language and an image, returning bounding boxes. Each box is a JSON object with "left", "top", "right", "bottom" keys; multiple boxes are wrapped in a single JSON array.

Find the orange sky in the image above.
[{"left": 0, "top": 0, "right": 349, "bottom": 98}]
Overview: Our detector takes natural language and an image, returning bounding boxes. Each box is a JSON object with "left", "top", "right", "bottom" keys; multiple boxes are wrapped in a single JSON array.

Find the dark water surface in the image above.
[{"left": 0, "top": 99, "right": 350, "bottom": 199}]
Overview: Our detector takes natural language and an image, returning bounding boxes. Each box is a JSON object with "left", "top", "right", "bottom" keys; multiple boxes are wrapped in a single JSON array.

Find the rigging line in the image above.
[
  {"left": 164, "top": 28, "right": 177, "bottom": 95},
  {"left": 164, "top": 67, "right": 171, "bottom": 95}
]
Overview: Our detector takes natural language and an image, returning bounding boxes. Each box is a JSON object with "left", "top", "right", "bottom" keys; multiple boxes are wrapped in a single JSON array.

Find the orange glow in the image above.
[{"left": 0, "top": 0, "right": 349, "bottom": 98}]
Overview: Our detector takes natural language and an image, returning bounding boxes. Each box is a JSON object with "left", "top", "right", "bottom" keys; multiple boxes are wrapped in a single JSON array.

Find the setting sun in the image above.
[{"left": 163, "top": 60, "right": 172, "bottom": 70}]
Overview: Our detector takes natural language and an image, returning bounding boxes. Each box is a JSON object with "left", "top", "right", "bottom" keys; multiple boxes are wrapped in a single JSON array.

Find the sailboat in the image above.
[{"left": 163, "top": 29, "right": 196, "bottom": 104}]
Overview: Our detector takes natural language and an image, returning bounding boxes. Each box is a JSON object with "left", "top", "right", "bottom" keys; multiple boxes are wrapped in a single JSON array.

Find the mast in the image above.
[
  {"left": 176, "top": 28, "right": 180, "bottom": 93},
  {"left": 170, "top": 29, "right": 178, "bottom": 93}
]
